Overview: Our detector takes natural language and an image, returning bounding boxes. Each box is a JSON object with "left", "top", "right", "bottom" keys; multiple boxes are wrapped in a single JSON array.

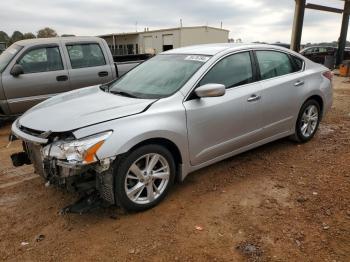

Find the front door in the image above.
[
  {"left": 184, "top": 51, "right": 263, "bottom": 166},
  {"left": 2, "top": 44, "right": 70, "bottom": 114}
]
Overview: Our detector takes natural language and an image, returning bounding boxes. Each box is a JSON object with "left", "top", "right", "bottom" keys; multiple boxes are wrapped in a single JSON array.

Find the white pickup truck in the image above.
[{"left": 0, "top": 36, "right": 145, "bottom": 118}]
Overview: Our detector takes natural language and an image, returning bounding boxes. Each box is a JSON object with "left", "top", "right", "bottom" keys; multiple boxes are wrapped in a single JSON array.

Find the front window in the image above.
[
  {"left": 199, "top": 52, "right": 253, "bottom": 89},
  {"left": 109, "top": 54, "right": 210, "bottom": 99},
  {"left": 18, "top": 46, "right": 64, "bottom": 74},
  {"left": 0, "top": 44, "right": 22, "bottom": 72}
]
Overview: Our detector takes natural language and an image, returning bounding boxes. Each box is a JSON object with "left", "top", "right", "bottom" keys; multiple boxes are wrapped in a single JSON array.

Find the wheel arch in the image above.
[
  {"left": 121, "top": 137, "right": 184, "bottom": 183},
  {"left": 304, "top": 95, "right": 324, "bottom": 116}
]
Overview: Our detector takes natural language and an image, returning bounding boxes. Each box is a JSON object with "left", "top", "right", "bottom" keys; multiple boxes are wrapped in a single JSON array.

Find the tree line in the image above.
[{"left": 0, "top": 27, "right": 75, "bottom": 46}]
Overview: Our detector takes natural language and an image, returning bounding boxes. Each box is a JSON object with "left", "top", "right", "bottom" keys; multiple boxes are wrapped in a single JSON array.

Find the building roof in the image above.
[
  {"left": 99, "top": 26, "right": 229, "bottom": 38},
  {"left": 163, "top": 43, "right": 293, "bottom": 56}
]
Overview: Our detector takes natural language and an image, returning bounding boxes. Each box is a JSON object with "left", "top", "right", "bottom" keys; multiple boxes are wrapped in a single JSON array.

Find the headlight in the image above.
[{"left": 42, "top": 131, "right": 112, "bottom": 164}]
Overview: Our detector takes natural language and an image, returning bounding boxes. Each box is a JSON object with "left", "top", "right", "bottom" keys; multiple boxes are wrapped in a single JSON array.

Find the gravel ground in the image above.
[{"left": 0, "top": 76, "right": 349, "bottom": 262}]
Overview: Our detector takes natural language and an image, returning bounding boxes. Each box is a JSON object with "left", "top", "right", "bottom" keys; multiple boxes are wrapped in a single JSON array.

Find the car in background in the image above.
[
  {"left": 300, "top": 46, "right": 350, "bottom": 65},
  {"left": 271, "top": 43, "right": 291, "bottom": 49},
  {"left": 10, "top": 43, "right": 333, "bottom": 212},
  {"left": 0, "top": 37, "right": 145, "bottom": 120}
]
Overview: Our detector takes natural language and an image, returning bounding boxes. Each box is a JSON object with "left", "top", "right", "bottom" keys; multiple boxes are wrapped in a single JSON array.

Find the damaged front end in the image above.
[{"left": 10, "top": 120, "right": 117, "bottom": 211}]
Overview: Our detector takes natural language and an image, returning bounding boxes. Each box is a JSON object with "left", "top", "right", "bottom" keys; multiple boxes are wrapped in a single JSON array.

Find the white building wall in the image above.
[
  {"left": 100, "top": 26, "right": 229, "bottom": 55},
  {"left": 139, "top": 29, "right": 181, "bottom": 54},
  {"left": 180, "top": 27, "right": 229, "bottom": 47}
]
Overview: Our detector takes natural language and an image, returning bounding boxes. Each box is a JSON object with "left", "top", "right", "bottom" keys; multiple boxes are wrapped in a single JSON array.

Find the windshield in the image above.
[
  {"left": 0, "top": 44, "right": 22, "bottom": 73},
  {"left": 109, "top": 54, "right": 210, "bottom": 99}
]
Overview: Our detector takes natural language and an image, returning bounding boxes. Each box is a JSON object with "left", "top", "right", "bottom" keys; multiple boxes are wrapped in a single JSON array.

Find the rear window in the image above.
[
  {"left": 256, "top": 50, "right": 294, "bottom": 80},
  {"left": 66, "top": 43, "right": 106, "bottom": 69},
  {"left": 291, "top": 55, "right": 304, "bottom": 72}
]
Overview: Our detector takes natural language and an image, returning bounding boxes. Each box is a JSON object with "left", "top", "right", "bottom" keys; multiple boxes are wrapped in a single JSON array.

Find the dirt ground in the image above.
[{"left": 0, "top": 76, "right": 349, "bottom": 262}]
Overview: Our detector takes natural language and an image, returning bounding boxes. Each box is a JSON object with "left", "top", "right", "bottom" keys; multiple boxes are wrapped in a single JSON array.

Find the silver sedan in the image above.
[{"left": 11, "top": 44, "right": 333, "bottom": 212}]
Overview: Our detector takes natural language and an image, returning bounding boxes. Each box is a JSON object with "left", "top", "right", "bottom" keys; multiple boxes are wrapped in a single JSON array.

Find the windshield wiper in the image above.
[{"left": 109, "top": 90, "right": 138, "bottom": 98}]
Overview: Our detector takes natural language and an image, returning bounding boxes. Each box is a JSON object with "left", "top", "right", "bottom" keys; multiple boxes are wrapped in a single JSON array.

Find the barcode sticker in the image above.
[{"left": 185, "top": 55, "right": 210, "bottom": 63}]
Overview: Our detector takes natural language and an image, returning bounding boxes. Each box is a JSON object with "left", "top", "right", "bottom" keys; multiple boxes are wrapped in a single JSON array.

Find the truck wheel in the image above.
[
  {"left": 114, "top": 144, "right": 175, "bottom": 212},
  {"left": 292, "top": 99, "right": 321, "bottom": 143}
]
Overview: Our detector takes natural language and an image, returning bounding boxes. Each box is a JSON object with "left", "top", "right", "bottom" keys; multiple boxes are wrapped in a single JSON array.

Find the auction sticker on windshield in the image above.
[{"left": 185, "top": 55, "right": 210, "bottom": 63}]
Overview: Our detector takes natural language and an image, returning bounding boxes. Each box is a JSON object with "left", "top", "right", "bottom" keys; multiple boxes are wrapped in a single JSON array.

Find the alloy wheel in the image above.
[
  {"left": 300, "top": 104, "right": 319, "bottom": 138},
  {"left": 124, "top": 153, "right": 170, "bottom": 205}
]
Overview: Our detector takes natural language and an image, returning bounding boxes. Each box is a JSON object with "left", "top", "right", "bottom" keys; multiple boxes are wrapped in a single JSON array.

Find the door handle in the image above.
[
  {"left": 56, "top": 75, "right": 68, "bottom": 82},
  {"left": 294, "top": 80, "right": 304, "bottom": 87},
  {"left": 247, "top": 94, "right": 261, "bottom": 102},
  {"left": 98, "top": 71, "right": 109, "bottom": 77}
]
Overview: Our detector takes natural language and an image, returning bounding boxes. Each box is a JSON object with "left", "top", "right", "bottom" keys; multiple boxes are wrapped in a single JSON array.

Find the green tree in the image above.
[
  {"left": 9, "top": 31, "right": 24, "bottom": 44},
  {"left": 37, "top": 27, "right": 58, "bottom": 38},
  {"left": 0, "top": 31, "right": 10, "bottom": 44},
  {"left": 23, "top": 32, "right": 36, "bottom": 39},
  {"left": 61, "top": 34, "right": 75, "bottom": 37}
]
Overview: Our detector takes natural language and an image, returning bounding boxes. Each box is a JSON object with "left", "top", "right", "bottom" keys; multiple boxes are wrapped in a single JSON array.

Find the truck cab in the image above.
[{"left": 0, "top": 37, "right": 117, "bottom": 118}]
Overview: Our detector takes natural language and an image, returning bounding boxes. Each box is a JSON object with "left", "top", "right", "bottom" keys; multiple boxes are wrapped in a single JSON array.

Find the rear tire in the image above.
[
  {"left": 291, "top": 99, "right": 321, "bottom": 143},
  {"left": 114, "top": 144, "right": 176, "bottom": 212}
]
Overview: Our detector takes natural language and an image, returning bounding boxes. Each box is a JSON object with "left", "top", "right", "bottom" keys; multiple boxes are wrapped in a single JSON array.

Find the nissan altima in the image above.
[{"left": 10, "top": 43, "right": 333, "bottom": 212}]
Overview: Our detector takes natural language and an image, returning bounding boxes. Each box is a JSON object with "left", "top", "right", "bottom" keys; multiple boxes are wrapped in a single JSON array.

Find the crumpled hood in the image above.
[{"left": 18, "top": 86, "right": 155, "bottom": 132}]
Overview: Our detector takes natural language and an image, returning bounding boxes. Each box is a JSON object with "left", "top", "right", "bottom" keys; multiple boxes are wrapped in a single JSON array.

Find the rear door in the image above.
[
  {"left": 63, "top": 42, "right": 113, "bottom": 90},
  {"left": 255, "top": 50, "right": 305, "bottom": 138},
  {"left": 2, "top": 44, "right": 70, "bottom": 114},
  {"left": 184, "top": 51, "right": 264, "bottom": 166}
]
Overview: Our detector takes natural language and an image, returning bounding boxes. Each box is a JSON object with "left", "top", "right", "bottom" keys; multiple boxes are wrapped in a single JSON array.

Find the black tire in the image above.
[
  {"left": 292, "top": 99, "right": 321, "bottom": 143},
  {"left": 114, "top": 144, "right": 176, "bottom": 212}
]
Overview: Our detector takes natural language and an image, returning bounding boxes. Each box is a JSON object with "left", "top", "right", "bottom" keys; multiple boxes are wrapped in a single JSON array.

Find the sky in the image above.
[{"left": 0, "top": 0, "right": 348, "bottom": 43}]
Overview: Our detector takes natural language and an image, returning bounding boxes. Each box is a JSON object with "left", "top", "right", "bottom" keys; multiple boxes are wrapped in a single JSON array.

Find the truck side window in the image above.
[
  {"left": 18, "top": 47, "right": 63, "bottom": 74},
  {"left": 66, "top": 43, "right": 106, "bottom": 69}
]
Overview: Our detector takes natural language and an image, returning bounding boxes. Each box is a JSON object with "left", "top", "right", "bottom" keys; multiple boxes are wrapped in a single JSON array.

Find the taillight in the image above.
[{"left": 322, "top": 71, "right": 333, "bottom": 81}]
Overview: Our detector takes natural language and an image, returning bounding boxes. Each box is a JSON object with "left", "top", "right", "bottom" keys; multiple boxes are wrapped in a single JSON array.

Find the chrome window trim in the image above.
[
  {"left": 183, "top": 48, "right": 255, "bottom": 101},
  {"left": 183, "top": 48, "right": 306, "bottom": 102}
]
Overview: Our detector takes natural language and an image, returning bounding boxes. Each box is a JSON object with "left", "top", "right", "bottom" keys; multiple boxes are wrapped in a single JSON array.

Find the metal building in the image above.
[{"left": 100, "top": 26, "right": 229, "bottom": 56}]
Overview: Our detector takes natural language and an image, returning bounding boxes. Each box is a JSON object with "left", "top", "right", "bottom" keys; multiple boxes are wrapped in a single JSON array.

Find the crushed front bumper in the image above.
[{"left": 10, "top": 120, "right": 116, "bottom": 205}]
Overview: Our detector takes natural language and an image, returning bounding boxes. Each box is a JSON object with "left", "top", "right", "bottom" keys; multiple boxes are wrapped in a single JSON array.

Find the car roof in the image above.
[
  {"left": 162, "top": 43, "right": 293, "bottom": 56},
  {"left": 14, "top": 36, "right": 102, "bottom": 46}
]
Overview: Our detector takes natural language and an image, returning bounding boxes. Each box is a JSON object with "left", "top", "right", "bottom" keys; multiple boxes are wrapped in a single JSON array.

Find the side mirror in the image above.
[
  {"left": 195, "top": 83, "right": 226, "bottom": 98},
  {"left": 10, "top": 64, "right": 24, "bottom": 77}
]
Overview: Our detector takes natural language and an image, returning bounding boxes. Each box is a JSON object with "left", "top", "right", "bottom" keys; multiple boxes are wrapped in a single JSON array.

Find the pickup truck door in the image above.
[
  {"left": 2, "top": 44, "right": 71, "bottom": 115},
  {"left": 63, "top": 42, "right": 114, "bottom": 90}
]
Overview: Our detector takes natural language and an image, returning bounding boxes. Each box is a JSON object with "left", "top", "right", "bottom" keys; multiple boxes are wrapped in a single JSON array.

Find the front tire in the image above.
[
  {"left": 114, "top": 144, "right": 176, "bottom": 212},
  {"left": 292, "top": 99, "right": 321, "bottom": 143}
]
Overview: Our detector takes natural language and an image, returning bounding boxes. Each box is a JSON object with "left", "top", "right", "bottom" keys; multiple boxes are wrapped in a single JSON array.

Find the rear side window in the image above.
[
  {"left": 256, "top": 51, "right": 293, "bottom": 80},
  {"left": 304, "top": 48, "right": 315, "bottom": 55},
  {"left": 319, "top": 47, "right": 327, "bottom": 53},
  {"left": 199, "top": 52, "right": 253, "bottom": 89},
  {"left": 18, "top": 46, "right": 63, "bottom": 74},
  {"left": 291, "top": 55, "right": 304, "bottom": 72},
  {"left": 66, "top": 43, "right": 106, "bottom": 69}
]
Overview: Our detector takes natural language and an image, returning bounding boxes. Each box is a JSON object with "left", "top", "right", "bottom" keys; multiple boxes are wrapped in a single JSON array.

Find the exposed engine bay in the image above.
[{"left": 10, "top": 127, "right": 117, "bottom": 214}]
